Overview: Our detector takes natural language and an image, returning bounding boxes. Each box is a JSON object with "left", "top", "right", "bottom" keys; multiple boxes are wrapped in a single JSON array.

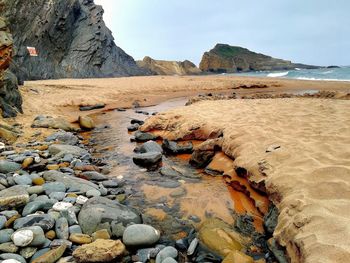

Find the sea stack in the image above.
[{"left": 199, "top": 43, "right": 318, "bottom": 73}]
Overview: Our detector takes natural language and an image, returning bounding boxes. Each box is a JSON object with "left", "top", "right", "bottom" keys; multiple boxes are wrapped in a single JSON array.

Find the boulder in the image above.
[
  {"left": 78, "top": 196, "right": 141, "bottom": 235},
  {"left": 73, "top": 239, "right": 125, "bottom": 263}
]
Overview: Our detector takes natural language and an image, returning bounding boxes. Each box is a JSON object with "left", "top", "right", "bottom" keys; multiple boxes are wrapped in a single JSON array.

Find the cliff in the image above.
[
  {"left": 200, "top": 44, "right": 319, "bottom": 73},
  {"left": 137, "top": 56, "right": 201, "bottom": 76},
  {"left": 0, "top": 0, "right": 147, "bottom": 80},
  {"left": 0, "top": 15, "right": 22, "bottom": 118}
]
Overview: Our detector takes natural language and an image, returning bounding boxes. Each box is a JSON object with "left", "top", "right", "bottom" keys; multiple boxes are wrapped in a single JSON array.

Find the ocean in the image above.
[{"left": 228, "top": 67, "right": 350, "bottom": 81}]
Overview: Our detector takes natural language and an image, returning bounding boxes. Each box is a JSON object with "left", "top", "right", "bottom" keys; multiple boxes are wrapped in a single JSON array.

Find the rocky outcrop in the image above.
[
  {"left": 0, "top": 0, "right": 148, "bottom": 80},
  {"left": 137, "top": 56, "right": 201, "bottom": 75},
  {"left": 0, "top": 15, "right": 22, "bottom": 118},
  {"left": 199, "top": 44, "right": 319, "bottom": 73}
]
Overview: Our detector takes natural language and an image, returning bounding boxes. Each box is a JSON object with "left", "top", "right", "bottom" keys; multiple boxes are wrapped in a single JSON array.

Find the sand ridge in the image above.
[{"left": 141, "top": 98, "right": 350, "bottom": 263}]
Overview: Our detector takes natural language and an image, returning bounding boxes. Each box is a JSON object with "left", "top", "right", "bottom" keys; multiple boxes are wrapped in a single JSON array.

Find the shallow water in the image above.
[
  {"left": 88, "top": 97, "right": 267, "bottom": 241},
  {"left": 88, "top": 98, "right": 233, "bottom": 237}
]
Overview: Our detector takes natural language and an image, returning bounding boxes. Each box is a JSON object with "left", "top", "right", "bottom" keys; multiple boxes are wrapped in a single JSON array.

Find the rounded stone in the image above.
[
  {"left": 14, "top": 175, "right": 32, "bottom": 186},
  {"left": 45, "top": 230, "right": 56, "bottom": 240},
  {"left": 76, "top": 195, "right": 88, "bottom": 205},
  {"left": 69, "top": 233, "right": 92, "bottom": 244},
  {"left": 123, "top": 224, "right": 160, "bottom": 246},
  {"left": 53, "top": 202, "right": 73, "bottom": 212},
  {"left": 22, "top": 157, "right": 34, "bottom": 169},
  {"left": 26, "top": 186, "right": 44, "bottom": 195},
  {"left": 2, "top": 259, "right": 22, "bottom": 263},
  {"left": 11, "top": 229, "right": 34, "bottom": 247},
  {"left": 91, "top": 229, "right": 110, "bottom": 241},
  {"left": 0, "top": 229, "right": 15, "bottom": 243},
  {"left": 0, "top": 215, "right": 7, "bottom": 229},
  {"left": 32, "top": 177, "right": 45, "bottom": 186},
  {"left": 86, "top": 189, "right": 101, "bottom": 198},
  {"left": 156, "top": 246, "right": 178, "bottom": 263},
  {"left": 43, "top": 182, "right": 66, "bottom": 195},
  {"left": 162, "top": 258, "right": 178, "bottom": 263}
]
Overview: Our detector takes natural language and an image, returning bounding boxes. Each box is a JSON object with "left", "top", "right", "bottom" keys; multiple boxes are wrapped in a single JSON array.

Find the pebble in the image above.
[
  {"left": 26, "top": 186, "right": 44, "bottom": 195},
  {"left": 86, "top": 189, "right": 101, "bottom": 198},
  {"left": 69, "top": 233, "right": 92, "bottom": 244},
  {"left": 0, "top": 242, "right": 19, "bottom": 253},
  {"left": 14, "top": 175, "right": 32, "bottom": 186},
  {"left": 49, "top": 192, "right": 66, "bottom": 201},
  {"left": 53, "top": 202, "right": 73, "bottom": 212},
  {"left": 0, "top": 229, "right": 14, "bottom": 243},
  {"left": 2, "top": 259, "right": 22, "bottom": 263},
  {"left": 55, "top": 217, "right": 69, "bottom": 240},
  {"left": 21, "top": 157, "right": 34, "bottom": 169},
  {"left": 32, "top": 177, "right": 45, "bottom": 185},
  {"left": 11, "top": 229, "right": 34, "bottom": 247},
  {"left": 0, "top": 215, "right": 7, "bottom": 229},
  {"left": 19, "top": 246, "right": 37, "bottom": 259},
  {"left": 156, "top": 246, "right": 178, "bottom": 263},
  {"left": 75, "top": 196, "right": 88, "bottom": 206},
  {"left": 45, "top": 230, "right": 56, "bottom": 240},
  {"left": 69, "top": 225, "right": 82, "bottom": 235},
  {"left": 187, "top": 238, "right": 199, "bottom": 256},
  {"left": 0, "top": 160, "right": 21, "bottom": 173},
  {"left": 91, "top": 229, "right": 110, "bottom": 241},
  {"left": 0, "top": 254, "right": 26, "bottom": 263},
  {"left": 43, "top": 182, "right": 66, "bottom": 195},
  {"left": 123, "top": 224, "right": 160, "bottom": 246}
]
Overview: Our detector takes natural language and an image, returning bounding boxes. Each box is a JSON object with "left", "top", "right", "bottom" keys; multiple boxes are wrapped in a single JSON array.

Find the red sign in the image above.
[{"left": 27, "top": 47, "right": 38, "bottom": 57}]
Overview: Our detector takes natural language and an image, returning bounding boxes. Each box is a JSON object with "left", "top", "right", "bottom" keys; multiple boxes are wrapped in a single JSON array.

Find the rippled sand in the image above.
[{"left": 141, "top": 98, "right": 350, "bottom": 263}]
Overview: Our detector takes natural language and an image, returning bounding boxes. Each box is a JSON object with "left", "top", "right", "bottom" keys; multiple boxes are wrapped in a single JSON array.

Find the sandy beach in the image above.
[
  {"left": 11, "top": 75, "right": 350, "bottom": 139},
  {"left": 1, "top": 75, "right": 349, "bottom": 262},
  {"left": 141, "top": 97, "right": 350, "bottom": 263}
]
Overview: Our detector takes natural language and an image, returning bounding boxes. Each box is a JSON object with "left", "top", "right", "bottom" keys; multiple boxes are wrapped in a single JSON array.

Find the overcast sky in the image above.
[{"left": 95, "top": 0, "right": 349, "bottom": 66}]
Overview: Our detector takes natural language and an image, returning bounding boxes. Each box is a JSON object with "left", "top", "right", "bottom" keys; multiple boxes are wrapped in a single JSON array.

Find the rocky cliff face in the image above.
[
  {"left": 0, "top": 0, "right": 147, "bottom": 80},
  {"left": 137, "top": 56, "right": 201, "bottom": 76},
  {"left": 200, "top": 44, "right": 318, "bottom": 73},
  {"left": 0, "top": 15, "right": 22, "bottom": 118}
]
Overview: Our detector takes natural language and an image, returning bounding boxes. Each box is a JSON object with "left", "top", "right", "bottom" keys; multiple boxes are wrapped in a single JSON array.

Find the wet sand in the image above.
[{"left": 141, "top": 98, "right": 350, "bottom": 263}]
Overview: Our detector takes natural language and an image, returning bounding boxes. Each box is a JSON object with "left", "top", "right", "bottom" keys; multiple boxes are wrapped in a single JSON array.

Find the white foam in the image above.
[
  {"left": 267, "top": 71, "right": 289, "bottom": 78},
  {"left": 296, "top": 77, "right": 350, "bottom": 82}
]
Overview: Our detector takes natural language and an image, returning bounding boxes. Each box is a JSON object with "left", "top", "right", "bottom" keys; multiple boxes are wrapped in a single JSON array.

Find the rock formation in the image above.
[
  {"left": 137, "top": 56, "right": 201, "bottom": 76},
  {"left": 200, "top": 44, "right": 319, "bottom": 73},
  {"left": 0, "top": 14, "right": 23, "bottom": 118},
  {"left": 0, "top": 0, "right": 148, "bottom": 80}
]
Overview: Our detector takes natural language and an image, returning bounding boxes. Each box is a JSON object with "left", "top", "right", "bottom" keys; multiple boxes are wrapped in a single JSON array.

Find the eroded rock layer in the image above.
[
  {"left": 137, "top": 56, "right": 201, "bottom": 76},
  {"left": 0, "top": 0, "right": 147, "bottom": 80}
]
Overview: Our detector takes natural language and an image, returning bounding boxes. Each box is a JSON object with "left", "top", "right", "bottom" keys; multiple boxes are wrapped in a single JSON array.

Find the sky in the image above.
[{"left": 94, "top": 0, "right": 350, "bottom": 66}]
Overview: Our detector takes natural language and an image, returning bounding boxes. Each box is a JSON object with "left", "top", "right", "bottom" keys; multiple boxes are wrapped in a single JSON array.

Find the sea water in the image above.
[{"left": 229, "top": 67, "right": 350, "bottom": 81}]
